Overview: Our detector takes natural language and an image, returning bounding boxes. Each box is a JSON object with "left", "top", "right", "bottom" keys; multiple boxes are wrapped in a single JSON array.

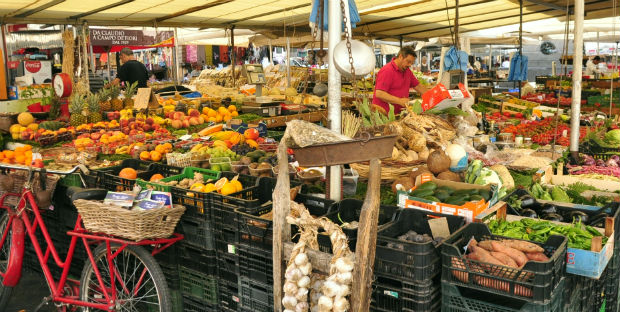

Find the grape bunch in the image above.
[{"left": 230, "top": 143, "right": 255, "bottom": 156}]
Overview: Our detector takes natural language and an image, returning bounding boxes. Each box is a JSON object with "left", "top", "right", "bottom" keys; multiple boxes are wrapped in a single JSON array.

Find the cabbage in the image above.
[{"left": 604, "top": 129, "right": 620, "bottom": 147}]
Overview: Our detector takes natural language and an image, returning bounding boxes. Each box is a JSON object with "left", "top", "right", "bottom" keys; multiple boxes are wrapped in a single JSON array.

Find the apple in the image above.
[
  {"left": 122, "top": 128, "right": 130, "bottom": 135},
  {"left": 107, "top": 112, "right": 116, "bottom": 120},
  {"left": 171, "top": 120, "right": 183, "bottom": 129},
  {"left": 136, "top": 117, "right": 144, "bottom": 122},
  {"left": 188, "top": 109, "right": 200, "bottom": 118},
  {"left": 198, "top": 116, "right": 205, "bottom": 124},
  {"left": 145, "top": 117, "right": 154, "bottom": 125},
  {"left": 182, "top": 120, "right": 190, "bottom": 128},
  {"left": 90, "top": 133, "right": 101, "bottom": 140},
  {"left": 152, "top": 124, "right": 160, "bottom": 130},
  {"left": 120, "top": 119, "right": 129, "bottom": 127},
  {"left": 128, "top": 117, "right": 136, "bottom": 123},
  {"left": 189, "top": 117, "right": 199, "bottom": 126},
  {"left": 143, "top": 124, "right": 152, "bottom": 132}
]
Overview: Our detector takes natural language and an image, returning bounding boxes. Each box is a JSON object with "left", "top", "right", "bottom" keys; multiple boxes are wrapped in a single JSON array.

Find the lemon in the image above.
[
  {"left": 231, "top": 180, "right": 243, "bottom": 192},
  {"left": 190, "top": 183, "right": 205, "bottom": 191},
  {"left": 220, "top": 183, "right": 237, "bottom": 196},
  {"left": 203, "top": 183, "right": 217, "bottom": 193}
]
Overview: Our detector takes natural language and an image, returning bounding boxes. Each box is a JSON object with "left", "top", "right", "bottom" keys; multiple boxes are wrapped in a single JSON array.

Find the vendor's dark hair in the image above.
[
  {"left": 398, "top": 46, "right": 416, "bottom": 58},
  {"left": 593, "top": 56, "right": 601, "bottom": 61},
  {"left": 120, "top": 47, "right": 133, "bottom": 56}
]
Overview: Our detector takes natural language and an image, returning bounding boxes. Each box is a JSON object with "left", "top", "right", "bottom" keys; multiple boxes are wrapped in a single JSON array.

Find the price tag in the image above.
[{"left": 428, "top": 217, "right": 450, "bottom": 240}]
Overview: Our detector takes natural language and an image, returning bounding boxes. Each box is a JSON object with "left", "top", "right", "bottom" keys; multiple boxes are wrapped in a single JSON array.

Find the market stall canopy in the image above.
[
  {"left": 176, "top": 28, "right": 253, "bottom": 47},
  {"left": 1, "top": 0, "right": 618, "bottom": 41}
]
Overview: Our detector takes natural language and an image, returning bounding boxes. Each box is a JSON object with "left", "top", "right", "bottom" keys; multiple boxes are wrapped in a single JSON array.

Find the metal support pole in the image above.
[
  {"left": 1, "top": 24, "right": 8, "bottom": 86},
  {"left": 399, "top": 36, "right": 403, "bottom": 48},
  {"left": 328, "top": 0, "right": 342, "bottom": 201},
  {"left": 173, "top": 27, "right": 180, "bottom": 84},
  {"left": 489, "top": 44, "right": 493, "bottom": 78},
  {"left": 286, "top": 37, "right": 291, "bottom": 87},
  {"left": 570, "top": 0, "right": 584, "bottom": 158},
  {"left": 518, "top": 0, "right": 523, "bottom": 97},
  {"left": 455, "top": 0, "right": 459, "bottom": 48},
  {"left": 89, "top": 40, "right": 95, "bottom": 76},
  {"left": 106, "top": 51, "right": 111, "bottom": 82},
  {"left": 231, "top": 25, "right": 236, "bottom": 87},
  {"left": 269, "top": 40, "right": 273, "bottom": 64}
]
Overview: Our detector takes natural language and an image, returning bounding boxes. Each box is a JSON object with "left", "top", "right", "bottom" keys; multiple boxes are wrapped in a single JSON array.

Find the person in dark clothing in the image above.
[{"left": 110, "top": 47, "right": 149, "bottom": 88}]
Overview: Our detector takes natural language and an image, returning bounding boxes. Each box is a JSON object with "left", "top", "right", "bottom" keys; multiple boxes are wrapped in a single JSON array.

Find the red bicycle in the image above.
[{"left": 0, "top": 164, "right": 182, "bottom": 311}]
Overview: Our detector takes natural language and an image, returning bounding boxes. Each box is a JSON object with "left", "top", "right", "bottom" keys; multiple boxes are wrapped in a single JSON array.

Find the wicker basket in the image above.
[
  {"left": 0, "top": 170, "right": 60, "bottom": 207},
  {"left": 351, "top": 160, "right": 425, "bottom": 181},
  {"left": 166, "top": 152, "right": 192, "bottom": 167},
  {"left": 73, "top": 199, "right": 185, "bottom": 241}
]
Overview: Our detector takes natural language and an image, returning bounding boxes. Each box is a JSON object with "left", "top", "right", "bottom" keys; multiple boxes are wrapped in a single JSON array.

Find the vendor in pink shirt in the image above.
[{"left": 372, "top": 47, "right": 428, "bottom": 115}]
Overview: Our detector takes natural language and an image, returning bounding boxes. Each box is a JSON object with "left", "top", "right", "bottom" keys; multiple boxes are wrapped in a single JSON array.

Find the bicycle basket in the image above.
[{"left": 73, "top": 199, "right": 185, "bottom": 241}]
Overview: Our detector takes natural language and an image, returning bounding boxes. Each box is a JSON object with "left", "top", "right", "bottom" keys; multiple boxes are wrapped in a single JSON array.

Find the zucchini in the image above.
[
  {"left": 417, "top": 182, "right": 438, "bottom": 192},
  {"left": 436, "top": 186, "right": 455, "bottom": 194},
  {"left": 434, "top": 190, "right": 450, "bottom": 202},
  {"left": 469, "top": 195, "right": 484, "bottom": 201},
  {"left": 478, "top": 189, "right": 491, "bottom": 201},
  {"left": 410, "top": 189, "right": 434, "bottom": 198},
  {"left": 423, "top": 196, "right": 440, "bottom": 202}
]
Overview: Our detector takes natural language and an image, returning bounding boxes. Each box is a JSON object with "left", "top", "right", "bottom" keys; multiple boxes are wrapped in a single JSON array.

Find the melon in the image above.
[
  {"left": 284, "top": 87, "right": 298, "bottom": 97},
  {"left": 17, "top": 112, "right": 34, "bottom": 126}
]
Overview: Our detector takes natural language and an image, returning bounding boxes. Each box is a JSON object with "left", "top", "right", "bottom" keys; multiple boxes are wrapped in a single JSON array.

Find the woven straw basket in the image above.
[
  {"left": 351, "top": 160, "right": 425, "bottom": 180},
  {"left": 73, "top": 199, "right": 185, "bottom": 241},
  {"left": 0, "top": 171, "right": 60, "bottom": 207}
]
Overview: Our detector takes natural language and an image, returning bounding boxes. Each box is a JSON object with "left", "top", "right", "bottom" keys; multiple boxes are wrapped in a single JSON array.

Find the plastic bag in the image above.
[
  {"left": 453, "top": 116, "right": 478, "bottom": 138},
  {"left": 283, "top": 120, "right": 351, "bottom": 148}
]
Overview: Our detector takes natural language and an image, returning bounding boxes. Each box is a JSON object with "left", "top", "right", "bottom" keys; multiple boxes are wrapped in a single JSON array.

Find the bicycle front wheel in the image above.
[
  {"left": 0, "top": 211, "right": 13, "bottom": 310},
  {"left": 79, "top": 244, "right": 171, "bottom": 312}
]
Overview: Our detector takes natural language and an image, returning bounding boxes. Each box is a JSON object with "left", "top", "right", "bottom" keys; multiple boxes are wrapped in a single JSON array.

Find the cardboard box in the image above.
[
  {"left": 541, "top": 164, "right": 620, "bottom": 193},
  {"left": 397, "top": 173, "right": 498, "bottom": 223},
  {"left": 22, "top": 61, "right": 52, "bottom": 84},
  {"left": 421, "top": 83, "right": 470, "bottom": 111}
]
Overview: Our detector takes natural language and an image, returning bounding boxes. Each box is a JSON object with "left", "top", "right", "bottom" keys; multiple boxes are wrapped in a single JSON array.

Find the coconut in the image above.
[
  {"left": 391, "top": 177, "right": 414, "bottom": 193},
  {"left": 427, "top": 150, "right": 451, "bottom": 174},
  {"left": 437, "top": 171, "right": 462, "bottom": 182}
]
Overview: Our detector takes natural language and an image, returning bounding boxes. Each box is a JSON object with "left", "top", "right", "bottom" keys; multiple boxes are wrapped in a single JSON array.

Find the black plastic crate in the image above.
[
  {"left": 98, "top": 159, "right": 153, "bottom": 191},
  {"left": 217, "top": 254, "right": 239, "bottom": 285},
  {"left": 325, "top": 198, "right": 398, "bottom": 240},
  {"left": 177, "top": 215, "right": 215, "bottom": 250},
  {"left": 178, "top": 243, "right": 217, "bottom": 276},
  {"left": 180, "top": 266, "right": 218, "bottom": 304},
  {"left": 371, "top": 277, "right": 441, "bottom": 312},
  {"left": 239, "top": 277, "right": 273, "bottom": 312},
  {"left": 214, "top": 226, "right": 239, "bottom": 258},
  {"left": 153, "top": 243, "right": 180, "bottom": 267},
  {"left": 375, "top": 208, "right": 465, "bottom": 282},
  {"left": 160, "top": 262, "right": 180, "bottom": 290},
  {"left": 442, "top": 223, "right": 567, "bottom": 303},
  {"left": 218, "top": 280, "right": 240, "bottom": 311},
  {"left": 237, "top": 243, "right": 273, "bottom": 284},
  {"left": 441, "top": 277, "right": 565, "bottom": 312},
  {"left": 183, "top": 296, "right": 218, "bottom": 312},
  {"left": 170, "top": 189, "right": 211, "bottom": 220}
]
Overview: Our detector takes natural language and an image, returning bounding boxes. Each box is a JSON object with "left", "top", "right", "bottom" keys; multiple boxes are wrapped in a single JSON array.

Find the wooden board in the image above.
[
  {"left": 134, "top": 88, "right": 157, "bottom": 110},
  {"left": 260, "top": 110, "right": 327, "bottom": 128}
]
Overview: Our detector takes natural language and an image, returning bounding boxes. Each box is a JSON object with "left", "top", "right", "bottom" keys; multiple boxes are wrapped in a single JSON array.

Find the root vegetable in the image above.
[
  {"left": 467, "top": 248, "right": 504, "bottom": 267},
  {"left": 297, "top": 276, "right": 311, "bottom": 288},
  {"left": 525, "top": 252, "right": 549, "bottom": 262},
  {"left": 437, "top": 171, "right": 462, "bottom": 182},
  {"left": 477, "top": 240, "right": 494, "bottom": 251},
  {"left": 491, "top": 241, "right": 528, "bottom": 267},
  {"left": 502, "top": 239, "right": 544, "bottom": 253},
  {"left": 283, "top": 295, "right": 298, "bottom": 309},
  {"left": 474, "top": 276, "right": 533, "bottom": 297},
  {"left": 451, "top": 257, "right": 469, "bottom": 283},
  {"left": 295, "top": 253, "right": 309, "bottom": 266},
  {"left": 418, "top": 148, "right": 430, "bottom": 161},
  {"left": 490, "top": 251, "right": 518, "bottom": 268}
]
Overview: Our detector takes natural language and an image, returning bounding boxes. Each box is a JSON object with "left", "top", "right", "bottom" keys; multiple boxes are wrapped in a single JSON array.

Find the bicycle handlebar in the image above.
[{"left": 0, "top": 164, "right": 88, "bottom": 176}]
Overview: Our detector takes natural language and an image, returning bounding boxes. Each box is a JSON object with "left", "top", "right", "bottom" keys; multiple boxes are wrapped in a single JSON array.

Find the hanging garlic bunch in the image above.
[
  {"left": 309, "top": 273, "right": 326, "bottom": 312},
  {"left": 283, "top": 246, "right": 313, "bottom": 312},
  {"left": 317, "top": 255, "right": 354, "bottom": 312}
]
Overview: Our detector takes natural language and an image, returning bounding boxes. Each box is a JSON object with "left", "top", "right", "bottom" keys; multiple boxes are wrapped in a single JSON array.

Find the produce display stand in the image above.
[{"left": 258, "top": 110, "right": 327, "bottom": 128}]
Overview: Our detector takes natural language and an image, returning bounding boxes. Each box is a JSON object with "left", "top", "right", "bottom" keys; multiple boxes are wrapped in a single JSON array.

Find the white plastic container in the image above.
[{"left": 342, "top": 168, "right": 359, "bottom": 196}]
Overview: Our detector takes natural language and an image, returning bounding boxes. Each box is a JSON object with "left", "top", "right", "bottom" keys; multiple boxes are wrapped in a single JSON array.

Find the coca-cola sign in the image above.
[{"left": 24, "top": 61, "right": 42, "bottom": 73}]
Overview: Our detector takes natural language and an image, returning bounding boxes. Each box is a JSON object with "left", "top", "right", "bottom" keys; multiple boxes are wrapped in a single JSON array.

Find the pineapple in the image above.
[
  {"left": 110, "top": 84, "right": 123, "bottom": 111},
  {"left": 69, "top": 94, "right": 88, "bottom": 127},
  {"left": 99, "top": 88, "right": 112, "bottom": 112},
  {"left": 87, "top": 93, "right": 102, "bottom": 123},
  {"left": 123, "top": 81, "right": 138, "bottom": 108}
]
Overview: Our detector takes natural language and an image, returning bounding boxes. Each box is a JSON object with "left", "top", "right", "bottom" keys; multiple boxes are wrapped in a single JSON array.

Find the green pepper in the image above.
[{"left": 586, "top": 225, "right": 602, "bottom": 237}]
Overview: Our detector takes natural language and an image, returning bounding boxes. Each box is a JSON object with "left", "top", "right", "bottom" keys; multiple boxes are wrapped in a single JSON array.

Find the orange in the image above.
[
  {"left": 14, "top": 155, "right": 25, "bottom": 164},
  {"left": 163, "top": 143, "right": 172, "bottom": 150},
  {"left": 218, "top": 107, "right": 228, "bottom": 115},
  {"left": 227, "top": 105, "right": 237, "bottom": 112},
  {"left": 231, "top": 111, "right": 239, "bottom": 117},
  {"left": 155, "top": 145, "right": 166, "bottom": 154},
  {"left": 208, "top": 117, "right": 217, "bottom": 123},
  {"left": 150, "top": 174, "right": 164, "bottom": 181},
  {"left": 207, "top": 109, "right": 217, "bottom": 118},
  {"left": 139, "top": 151, "right": 151, "bottom": 161},
  {"left": 118, "top": 168, "right": 138, "bottom": 179},
  {"left": 3, "top": 151, "right": 14, "bottom": 159},
  {"left": 150, "top": 151, "right": 162, "bottom": 162},
  {"left": 23, "top": 145, "right": 32, "bottom": 151},
  {"left": 14, "top": 146, "right": 24, "bottom": 153},
  {"left": 215, "top": 115, "right": 223, "bottom": 123}
]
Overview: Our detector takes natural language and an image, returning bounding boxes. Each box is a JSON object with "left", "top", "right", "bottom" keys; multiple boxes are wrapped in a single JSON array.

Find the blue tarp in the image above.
[
  {"left": 508, "top": 53, "right": 528, "bottom": 81},
  {"left": 443, "top": 46, "right": 469, "bottom": 72},
  {"left": 309, "top": 0, "right": 360, "bottom": 30}
]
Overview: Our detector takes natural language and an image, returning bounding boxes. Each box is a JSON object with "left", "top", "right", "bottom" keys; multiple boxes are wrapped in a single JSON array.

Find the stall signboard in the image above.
[
  {"left": 23, "top": 61, "right": 52, "bottom": 84},
  {"left": 90, "top": 28, "right": 174, "bottom": 50}
]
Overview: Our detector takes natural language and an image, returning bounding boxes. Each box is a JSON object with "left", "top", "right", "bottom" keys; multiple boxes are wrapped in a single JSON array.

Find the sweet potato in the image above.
[
  {"left": 452, "top": 257, "right": 469, "bottom": 283},
  {"left": 502, "top": 239, "right": 544, "bottom": 253},
  {"left": 491, "top": 241, "right": 528, "bottom": 267},
  {"left": 477, "top": 240, "right": 494, "bottom": 251},
  {"left": 490, "top": 251, "right": 519, "bottom": 268},
  {"left": 468, "top": 249, "right": 505, "bottom": 267},
  {"left": 525, "top": 252, "right": 549, "bottom": 262},
  {"left": 474, "top": 276, "right": 533, "bottom": 297}
]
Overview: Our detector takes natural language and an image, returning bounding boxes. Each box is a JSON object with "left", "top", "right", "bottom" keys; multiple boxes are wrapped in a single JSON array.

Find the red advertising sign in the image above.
[
  {"left": 24, "top": 61, "right": 42, "bottom": 73},
  {"left": 90, "top": 28, "right": 173, "bottom": 47},
  {"left": 7, "top": 61, "right": 20, "bottom": 69}
]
